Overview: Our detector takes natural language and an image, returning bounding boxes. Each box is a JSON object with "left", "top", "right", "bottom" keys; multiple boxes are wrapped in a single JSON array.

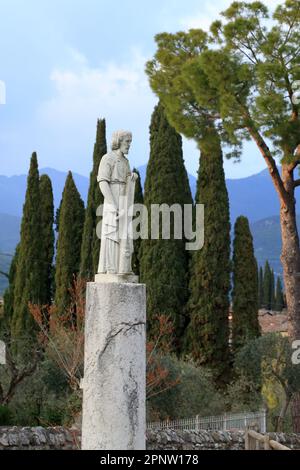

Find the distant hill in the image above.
[
  {"left": 227, "top": 169, "right": 281, "bottom": 224},
  {"left": 250, "top": 215, "right": 300, "bottom": 276},
  {"left": 0, "top": 164, "right": 297, "bottom": 295},
  {"left": 0, "top": 165, "right": 289, "bottom": 223},
  {"left": 138, "top": 164, "right": 282, "bottom": 223},
  {"left": 0, "top": 168, "right": 89, "bottom": 217}
]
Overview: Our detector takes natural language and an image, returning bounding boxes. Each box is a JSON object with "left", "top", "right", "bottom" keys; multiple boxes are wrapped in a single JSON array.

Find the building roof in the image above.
[{"left": 258, "top": 309, "right": 288, "bottom": 335}]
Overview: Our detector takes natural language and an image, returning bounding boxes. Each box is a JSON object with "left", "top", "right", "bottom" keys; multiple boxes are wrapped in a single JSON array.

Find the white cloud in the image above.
[
  {"left": 180, "top": 2, "right": 228, "bottom": 31},
  {"left": 180, "top": 0, "right": 282, "bottom": 31},
  {"left": 40, "top": 47, "right": 153, "bottom": 124},
  {"left": 37, "top": 48, "right": 156, "bottom": 174}
]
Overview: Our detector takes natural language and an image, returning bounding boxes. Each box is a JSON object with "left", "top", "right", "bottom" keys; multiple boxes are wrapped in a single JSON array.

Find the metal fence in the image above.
[{"left": 147, "top": 409, "right": 267, "bottom": 432}]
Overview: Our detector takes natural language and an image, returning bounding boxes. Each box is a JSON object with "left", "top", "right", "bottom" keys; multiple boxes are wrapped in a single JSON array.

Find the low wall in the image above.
[
  {"left": 0, "top": 427, "right": 81, "bottom": 450},
  {"left": 0, "top": 427, "right": 300, "bottom": 450},
  {"left": 147, "top": 429, "right": 300, "bottom": 450}
]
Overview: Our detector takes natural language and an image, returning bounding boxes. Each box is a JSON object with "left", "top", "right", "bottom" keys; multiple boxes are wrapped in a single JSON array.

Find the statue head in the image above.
[{"left": 111, "top": 130, "right": 132, "bottom": 155}]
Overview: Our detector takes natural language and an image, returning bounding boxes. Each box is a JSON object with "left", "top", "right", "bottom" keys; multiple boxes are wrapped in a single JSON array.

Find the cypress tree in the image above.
[
  {"left": 39, "top": 175, "right": 55, "bottom": 305},
  {"left": 0, "top": 245, "right": 19, "bottom": 334},
  {"left": 232, "top": 216, "right": 260, "bottom": 353},
  {"left": 132, "top": 168, "right": 144, "bottom": 277},
  {"left": 263, "top": 261, "right": 272, "bottom": 310},
  {"left": 11, "top": 153, "right": 42, "bottom": 340},
  {"left": 271, "top": 269, "right": 276, "bottom": 311},
  {"left": 54, "top": 172, "right": 85, "bottom": 315},
  {"left": 258, "top": 266, "right": 264, "bottom": 309},
  {"left": 184, "top": 125, "right": 231, "bottom": 383},
  {"left": 139, "top": 103, "right": 193, "bottom": 350},
  {"left": 275, "top": 277, "right": 285, "bottom": 312},
  {"left": 80, "top": 119, "right": 107, "bottom": 280}
]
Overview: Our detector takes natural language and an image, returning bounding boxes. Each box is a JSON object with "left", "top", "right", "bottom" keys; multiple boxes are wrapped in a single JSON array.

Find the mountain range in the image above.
[
  {"left": 0, "top": 165, "right": 295, "bottom": 294},
  {"left": 0, "top": 165, "right": 285, "bottom": 222}
]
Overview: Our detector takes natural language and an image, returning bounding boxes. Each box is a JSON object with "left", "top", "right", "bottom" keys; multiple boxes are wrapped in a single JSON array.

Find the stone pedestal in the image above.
[
  {"left": 95, "top": 273, "right": 139, "bottom": 284},
  {"left": 81, "top": 282, "right": 146, "bottom": 450}
]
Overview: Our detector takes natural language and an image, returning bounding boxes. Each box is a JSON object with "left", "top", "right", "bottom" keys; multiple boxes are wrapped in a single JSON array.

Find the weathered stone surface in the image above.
[
  {"left": 0, "top": 434, "right": 9, "bottom": 447},
  {"left": 95, "top": 273, "right": 139, "bottom": 284},
  {"left": 1, "top": 427, "right": 300, "bottom": 450},
  {"left": 81, "top": 282, "right": 146, "bottom": 450},
  {"left": 0, "top": 427, "right": 80, "bottom": 450}
]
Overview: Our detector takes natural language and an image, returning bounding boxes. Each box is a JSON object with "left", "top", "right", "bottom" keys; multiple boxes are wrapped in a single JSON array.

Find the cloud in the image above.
[
  {"left": 40, "top": 47, "right": 153, "bottom": 124},
  {"left": 180, "top": 2, "right": 228, "bottom": 31},
  {"left": 180, "top": 0, "right": 281, "bottom": 31},
  {"left": 37, "top": 47, "right": 156, "bottom": 174}
]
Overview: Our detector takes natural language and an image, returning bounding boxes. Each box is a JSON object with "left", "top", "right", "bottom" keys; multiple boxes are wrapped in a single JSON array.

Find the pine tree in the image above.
[
  {"left": 258, "top": 266, "right": 264, "bottom": 309},
  {"left": 11, "top": 153, "right": 42, "bottom": 340},
  {"left": 80, "top": 119, "right": 107, "bottom": 280},
  {"left": 139, "top": 103, "right": 193, "bottom": 350},
  {"left": 132, "top": 168, "right": 144, "bottom": 277},
  {"left": 54, "top": 172, "right": 85, "bottom": 315},
  {"left": 232, "top": 216, "right": 260, "bottom": 353},
  {"left": 263, "top": 261, "right": 272, "bottom": 310},
  {"left": 183, "top": 126, "right": 231, "bottom": 382},
  {"left": 39, "top": 175, "right": 55, "bottom": 305},
  {"left": 147, "top": 3, "right": 300, "bottom": 341},
  {"left": 275, "top": 277, "right": 285, "bottom": 312}
]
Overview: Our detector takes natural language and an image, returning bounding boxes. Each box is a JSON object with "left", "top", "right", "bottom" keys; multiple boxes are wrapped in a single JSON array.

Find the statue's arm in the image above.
[{"left": 99, "top": 181, "right": 117, "bottom": 211}]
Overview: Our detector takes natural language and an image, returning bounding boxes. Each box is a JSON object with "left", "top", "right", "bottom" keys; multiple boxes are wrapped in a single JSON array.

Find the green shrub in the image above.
[
  {"left": 147, "top": 355, "right": 226, "bottom": 421},
  {"left": 0, "top": 405, "right": 14, "bottom": 425}
]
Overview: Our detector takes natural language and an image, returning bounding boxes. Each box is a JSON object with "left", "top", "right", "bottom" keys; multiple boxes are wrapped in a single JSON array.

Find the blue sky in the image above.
[{"left": 0, "top": 0, "right": 281, "bottom": 178}]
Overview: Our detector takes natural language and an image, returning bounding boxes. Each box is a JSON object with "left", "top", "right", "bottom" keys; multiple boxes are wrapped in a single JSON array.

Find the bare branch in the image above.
[{"left": 1, "top": 346, "right": 41, "bottom": 405}]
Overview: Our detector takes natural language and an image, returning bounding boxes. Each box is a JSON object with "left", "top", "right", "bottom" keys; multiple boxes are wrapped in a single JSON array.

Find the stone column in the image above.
[{"left": 81, "top": 281, "right": 146, "bottom": 450}]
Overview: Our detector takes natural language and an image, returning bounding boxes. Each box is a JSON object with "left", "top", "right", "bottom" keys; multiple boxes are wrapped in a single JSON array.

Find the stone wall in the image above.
[
  {"left": 147, "top": 429, "right": 300, "bottom": 450},
  {"left": 0, "top": 427, "right": 300, "bottom": 450},
  {"left": 0, "top": 427, "right": 81, "bottom": 450}
]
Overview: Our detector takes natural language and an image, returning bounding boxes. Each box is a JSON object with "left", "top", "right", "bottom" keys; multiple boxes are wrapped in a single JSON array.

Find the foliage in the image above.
[
  {"left": 258, "top": 266, "right": 264, "bottom": 309},
  {"left": 30, "top": 277, "right": 85, "bottom": 391},
  {"left": 232, "top": 216, "right": 260, "bottom": 352},
  {"left": 146, "top": 314, "right": 180, "bottom": 400},
  {"left": 6, "top": 357, "right": 72, "bottom": 426},
  {"left": 183, "top": 127, "right": 231, "bottom": 383},
  {"left": 234, "top": 333, "right": 300, "bottom": 430},
  {"left": 132, "top": 168, "right": 143, "bottom": 277},
  {"left": 263, "top": 261, "right": 275, "bottom": 310},
  {"left": 148, "top": 356, "right": 226, "bottom": 421},
  {"left": 39, "top": 174, "right": 55, "bottom": 305},
  {"left": 225, "top": 374, "right": 263, "bottom": 413},
  {"left": 275, "top": 277, "right": 285, "bottom": 312},
  {"left": 1, "top": 245, "right": 19, "bottom": 333},
  {"left": 0, "top": 405, "right": 14, "bottom": 425},
  {"left": 140, "top": 102, "right": 193, "bottom": 350},
  {"left": 11, "top": 153, "right": 42, "bottom": 342},
  {"left": 80, "top": 119, "right": 107, "bottom": 280},
  {"left": 54, "top": 172, "right": 85, "bottom": 314},
  {"left": 146, "top": 0, "right": 300, "bottom": 343},
  {"left": 0, "top": 335, "right": 42, "bottom": 407}
]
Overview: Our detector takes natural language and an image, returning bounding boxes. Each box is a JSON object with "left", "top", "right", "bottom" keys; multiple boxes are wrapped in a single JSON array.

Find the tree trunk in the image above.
[
  {"left": 291, "top": 392, "right": 300, "bottom": 432},
  {"left": 275, "top": 392, "right": 291, "bottom": 432},
  {"left": 280, "top": 165, "right": 300, "bottom": 341}
]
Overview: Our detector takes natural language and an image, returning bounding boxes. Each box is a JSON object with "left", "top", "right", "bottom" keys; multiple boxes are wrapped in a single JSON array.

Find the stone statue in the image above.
[
  {"left": 96, "top": 130, "right": 138, "bottom": 281},
  {"left": 82, "top": 132, "right": 146, "bottom": 451}
]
